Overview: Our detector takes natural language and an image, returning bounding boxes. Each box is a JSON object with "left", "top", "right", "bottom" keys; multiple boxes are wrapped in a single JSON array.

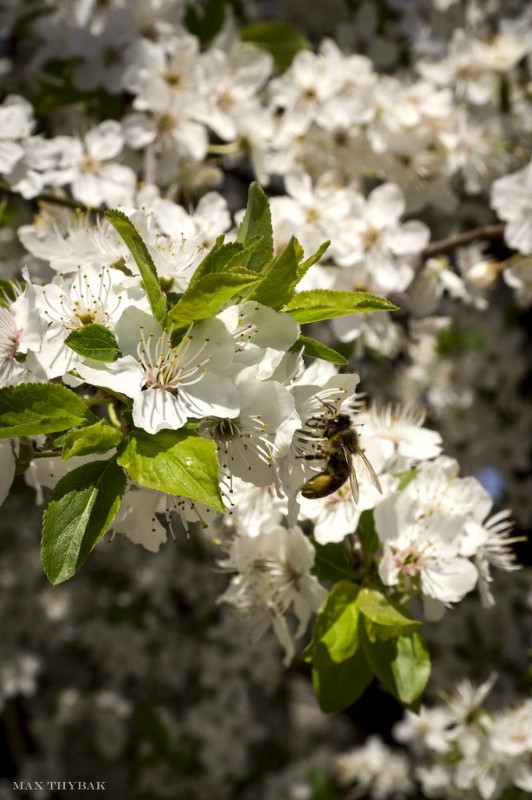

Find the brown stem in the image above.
[
  {"left": 0, "top": 180, "right": 105, "bottom": 215},
  {"left": 423, "top": 223, "right": 505, "bottom": 257}
]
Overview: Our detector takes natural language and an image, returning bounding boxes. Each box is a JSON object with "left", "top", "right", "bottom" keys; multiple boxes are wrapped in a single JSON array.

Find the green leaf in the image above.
[
  {"left": 117, "top": 427, "right": 224, "bottom": 513},
  {"left": 360, "top": 620, "right": 430, "bottom": 705},
  {"left": 65, "top": 323, "right": 121, "bottom": 362},
  {"left": 291, "top": 335, "right": 348, "bottom": 366},
  {"left": 312, "top": 541, "right": 357, "bottom": 584},
  {"left": 357, "top": 509, "right": 380, "bottom": 565},
  {"left": 312, "top": 643, "right": 373, "bottom": 713},
  {"left": 295, "top": 240, "right": 330, "bottom": 282},
  {"left": 240, "top": 21, "right": 310, "bottom": 71},
  {"left": 394, "top": 469, "right": 419, "bottom": 490},
  {"left": 0, "top": 384, "right": 98, "bottom": 438},
  {"left": 189, "top": 241, "right": 241, "bottom": 285},
  {"left": 106, "top": 210, "right": 167, "bottom": 325},
  {"left": 236, "top": 182, "right": 274, "bottom": 272},
  {"left": 249, "top": 236, "right": 300, "bottom": 309},
  {"left": 166, "top": 271, "right": 263, "bottom": 329},
  {"left": 283, "top": 290, "right": 399, "bottom": 324},
  {"left": 357, "top": 588, "right": 420, "bottom": 633},
  {"left": 62, "top": 419, "right": 123, "bottom": 460},
  {"left": 185, "top": 0, "right": 226, "bottom": 45},
  {"left": 305, "top": 581, "right": 360, "bottom": 663},
  {"left": 41, "top": 458, "right": 127, "bottom": 584}
]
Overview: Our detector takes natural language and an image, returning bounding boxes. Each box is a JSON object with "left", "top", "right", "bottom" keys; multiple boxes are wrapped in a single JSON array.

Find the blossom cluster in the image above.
[{"left": 0, "top": 0, "right": 530, "bottom": 796}]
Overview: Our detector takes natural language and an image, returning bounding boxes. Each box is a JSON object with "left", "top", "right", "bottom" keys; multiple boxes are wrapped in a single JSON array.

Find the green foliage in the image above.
[
  {"left": 291, "top": 335, "right": 348, "bottom": 365},
  {"left": 283, "top": 290, "right": 399, "bottom": 324},
  {"left": 62, "top": 420, "right": 123, "bottom": 460},
  {"left": 166, "top": 271, "right": 263, "bottom": 329},
  {"left": 249, "top": 236, "right": 300, "bottom": 309},
  {"left": 106, "top": 210, "right": 168, "bottom": 325},
  {"left": 311, "top": 643, "right": 373, "bottom": 713},
  {"left": 312, "top": 541, "right": 357, "bottom": 583},
  {"left": 188, "top": 238, "right": 263, "bottom": 286},
  {"left": 65, "top": 323, "right": 121, "bottom": 362},
  {"left": 236, "top": 182, "right": 274, "bottom": 271},
  {"left": 184, "top": 0, "right": 226, "bottom": 45},
  {"left": 0, "top": 384, "right": 97, "bottom": 438},
  {"left": 295, "top": 240, "right": 330, "bottom": 282},
  {"left": 117, "top": 427, "right": 224, "bottom": 512},
  {"left": 240, "top": 21, "right": 310, "bottom": 71},
  {"left": 304, "top": 577, "right": 428, "bottom": 711},
  {"left": 305, "top": 581, "right": 361, "bottom": 663},
  {"left": 41, "top": 458, "right": 127, "bottom": 584},
  {"left": 360, "top": 621, "right": 430, "bottom": 705},
  {"left": 357, "top": 587, "right": 420, "bottom": 636}
]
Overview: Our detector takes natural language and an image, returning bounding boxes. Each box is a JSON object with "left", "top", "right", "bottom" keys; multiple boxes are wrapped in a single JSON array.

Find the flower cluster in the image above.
[{"left": 0, "top": 0, "right": 530, "bottom": 795}]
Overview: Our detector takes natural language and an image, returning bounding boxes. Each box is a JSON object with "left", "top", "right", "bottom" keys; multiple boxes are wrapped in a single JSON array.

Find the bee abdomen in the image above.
[{"left": 300, "top": 468, "right": 349, "bottom": 499}]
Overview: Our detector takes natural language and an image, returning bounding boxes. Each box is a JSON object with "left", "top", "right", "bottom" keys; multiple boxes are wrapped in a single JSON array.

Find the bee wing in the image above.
[
  {"left": 355, "top": 449, "right": 383, "bottom": 495},
  {"left": 341, "top": 442, "right": 360, "bottom": 504}
]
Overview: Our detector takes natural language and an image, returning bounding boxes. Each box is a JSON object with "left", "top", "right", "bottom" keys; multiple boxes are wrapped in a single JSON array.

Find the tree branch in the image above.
[
  {"left": 0, "top": 180, "right": 105, "bottom": 215},
  {"left": 423, "top": 223, "right": 505, "bottom": 257}
]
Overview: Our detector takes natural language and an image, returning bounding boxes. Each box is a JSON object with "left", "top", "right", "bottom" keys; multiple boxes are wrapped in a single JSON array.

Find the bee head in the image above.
[{"left": 325, "top": 413, "right": 351, "bottom": 432}]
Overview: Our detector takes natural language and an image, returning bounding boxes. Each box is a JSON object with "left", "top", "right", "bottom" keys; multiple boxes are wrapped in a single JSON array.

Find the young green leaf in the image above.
[
  {"left": 188, "top": 241, "right": 245, "bottom": 286},
  {"left": 236, "top": 182, "right": 274, "bottom": 271},
  {"left": 290, "top": 335, "right": 348, "bottom": 366},
  {"left": 283, "top": 290, "right": 399, "bottom": 324},
  {"left": 166, "top": 271, "right": 263, "bottom": 329},
  {"left": 65, "top": 323, "right": 121, "bottom": 362},
  {"left": 393, "top": 469, "right": 419, "bottom": 490},
  {"left": 0, "top": 384, "right": 98, "bottom": 438},
  {"left": 106, "top": 209, "right": 167, "bottom": 325},
  {"left": 117, "top": 427, "right": 224, "bottom": 512},
  {"left": 312, "top": 541, "right": 357, "bottom": 584},
  {"left": 240, "top": 22, "right": 310, "bottom": 71},
  {"left": 41, "top": 457, "right": 127, "bottom": 585},
  {"left": 305, "top": 581, "right": 360, "bottom": 663},
  {"left": 357, "top": 587, "right": 420, "bottom": 633},
  {"left": 359, "top": 620, "right": 430, "bottom": 705},
  {"left": 249, "top": 236, "right": 300, "bottom": 309},
  {"left": 295, "top": 240, "right": 330, "bottom": 282},
  {"left": 62, "top": 419, "right": 123, "bottom": 460},
  {"left": 312, "top": 643, "right": 373, "bottom": 713}
]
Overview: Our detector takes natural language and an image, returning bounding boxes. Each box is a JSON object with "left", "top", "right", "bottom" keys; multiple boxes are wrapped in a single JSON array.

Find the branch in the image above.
[
  {"left": 0, "top": 180, "right": 105, "bottom": 215},
  {"left": 423, "top": 223, "right": 505, "bottom": 257}
]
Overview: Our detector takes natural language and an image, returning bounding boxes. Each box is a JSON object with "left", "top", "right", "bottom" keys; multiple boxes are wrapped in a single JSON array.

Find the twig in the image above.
[
  {"left": 0, "top": 180, "right": 105, "bottom": 215},
  {"left": 423, "top": 223, "right": 505, "bottom": 257}
]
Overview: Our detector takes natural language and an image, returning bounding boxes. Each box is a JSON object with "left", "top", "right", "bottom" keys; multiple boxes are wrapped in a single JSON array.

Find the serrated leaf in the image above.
[
  {"left": 312, "top": 642, "right": 373, "bottom": 713},
  {"left": 236, "top": 182, "right": 273, "bottom": 272},
  {"left": 65, "top": 323, "right": 121, "bottom": 362},
  {"left": 249, "top": 236, "right": 300, "bottom": 309},
  {"left": 62, "top": 419, "right": 123, "bottom": 460},
  {"left": 106, "top": 210, "right": 167, "bottom": 325},
  {"left": 291, "top": 335, "right": 348, "bottom": 365},
  {"left": 41, "top": 458, "right": 127, "bottom": 584},
  {"left": 117, "top": 427, "right": 224, "bottom": 512},
  {"left": 240, "top": 21, "right": 310, "bottom": 71},
  {"left": 0, "top": 383, "right": 97, "bottom": 438},
  {"left": 283, "top": 290, "right": 399, "bottom": 324},
  {"left": 295, "top": 240, "right": 330, "bottom": 281},
  {"left": 358, "top": 587, "right": 420, "bottom": 632},
  {"left": 166, "top": 272, "right": 263, "bottom": 329},
  {"left": 189, "top": 241, "right": 243, "bottom": 286},
  {"left": 360, "top": 620, "right": 430, "bottom": 705},
  {"left": 305, "top": 581, "right": 360, "bottom": 663}
]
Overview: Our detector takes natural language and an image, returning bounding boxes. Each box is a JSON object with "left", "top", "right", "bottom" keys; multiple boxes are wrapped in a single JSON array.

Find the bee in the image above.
[{"left": 299, "top": 404, "right": 382, "bottom": 503}]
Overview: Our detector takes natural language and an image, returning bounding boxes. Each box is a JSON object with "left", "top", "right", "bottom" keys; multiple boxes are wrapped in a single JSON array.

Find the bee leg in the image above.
[{"left": 296, "top": 454, "right": 324, "bottom": 461}]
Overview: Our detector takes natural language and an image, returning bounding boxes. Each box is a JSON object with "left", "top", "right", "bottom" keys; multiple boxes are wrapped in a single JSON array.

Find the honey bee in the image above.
[{"left": 299, "top": 404, "right": 382, "bottom": 503}]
